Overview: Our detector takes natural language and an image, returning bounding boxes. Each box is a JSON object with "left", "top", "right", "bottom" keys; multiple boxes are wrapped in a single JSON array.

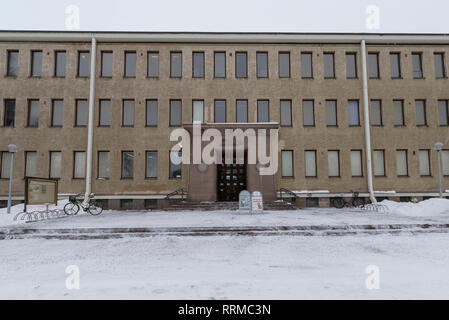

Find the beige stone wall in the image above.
[{"left": 1, "top": 41, "right": 448, "bottom": 197}]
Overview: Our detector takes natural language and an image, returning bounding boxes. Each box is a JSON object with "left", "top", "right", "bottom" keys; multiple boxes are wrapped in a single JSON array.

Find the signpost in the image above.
[
  {"left": 24, "top": 177, "right": 58, "bottom": 212},
  {"left": 239, "top": 190, "right": 251, "bottom": 213},
  {"left": 251, "top": 191, "right": 264, "bottom": 214}
]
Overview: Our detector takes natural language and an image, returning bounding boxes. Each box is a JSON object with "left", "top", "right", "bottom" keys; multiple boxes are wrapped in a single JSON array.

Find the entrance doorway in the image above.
[{"left": 217, "top": 154, "right": 247, "bottom": 202}]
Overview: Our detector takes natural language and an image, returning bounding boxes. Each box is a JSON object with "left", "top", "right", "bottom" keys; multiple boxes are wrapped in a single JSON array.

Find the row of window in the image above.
[
  {"left": 280, "top": 149, "right": 449, "bottom": 178},
  {"left": 1, "top": 149, "right": 448, "bottom": 181},
  {"left": 5, "top": 49, "right": 448, "bottom": 79},
  {"left": 3, "top": 98, "right": 449, "bottom": 127}
]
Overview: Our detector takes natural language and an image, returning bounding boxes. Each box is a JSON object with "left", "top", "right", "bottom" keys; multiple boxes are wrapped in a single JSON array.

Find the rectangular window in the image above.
[
  {"left": 301, "top": 53, "right": 313, "bottom": 78},
  {"left": 305, "top": 150, "right": 317, "bottom": 177},
  {"left": 27, "top": 99, "right": 39, "bottom": 127},
  {"left": 323, "top": 53, "right": 335, "bottom": 78},
  {"left": 373, "top": 150, "right": 385, "bottom": 176},
  {"left": 1, "top": 152, "right": 12, "bottom": 179},
  {"left": 214, "top": 52, "right": 226, "bottom": 78},
  {"left": 281, "top": 150, "right": 293, "bottom": 177},
  {"left": 396, "top": 150, "right": 408, "bottom": 176},
  {"left": 75, "top": 99, "right": 87, "bottom": 126},
  {"left": 419, "top": 150, "right": 431, "bottom": 176},
  {"left": 147, "top": 52, "right": 159, "bottom": 77},
  {"left": 325, "top": 100, "right": 337, "bottom": 126},
  {"left": 78, "top": 51, "right": 90, "bottom": 77},
  {"left": 124, "top": 52, "right": 136, "bottom": 77},
  {"left": 99, "top": 99, "right": 110, "bottom": 126},
  {"left": 101, "top": 52, "right": 113, "bottom": 77},
  {"left": 192, "top": 52, "right": 205, "bottom": 78},
  {"left": 25, "top": 151, "right": 37, "bottom": 177},
  {"left": 169, "top": 151, "right": 182, "bottom": 179},
  {"left": 98, "top": 151, "right": 109, "bottom": 179},
  {"left": 121, "top": 151, "right": 134, "bottom": 179},
  {"left": 55, "top": 51, "right": 66, "bottom": 77},
  {"left": 278, "top": 52, "right": 290, "bottom": 78},
  {"left": 31, "top": 50, "right": 42, "bottom": 77},
  {"left": 368, "top": 53, "right": 379, "bottom": 78},
  {"left": 412, "top": 53, "right": 423, "bottom": 78},
  {"left": 146, "top": 151, "right": 158, "bottom": 179},
  {"left": 370, "top": 100, "right": 382, "bottom": 126},
  {"left": 434, "top": 53, "right": 446, "bottom": 78},
  {"left": 328, "top": 150, "right": 340, "bottom": 177},
  {"left": 390, "top": 53, "right": 401, "bottom": 78},
  {"left": 257, "top": 100, "right": 269, "bottom": 123},
  {"left": 51, "top": 99, "right": 63, "bottom": 127},
  {"left": 192, "top": 100, "right": 204, "bottom": 123},
  {"left": 146, "top": 99, "right": 158, "bottom": 126},
  {"left": 256, "top": 52, "right": 268, "bottom": 78},
  {"left": 393, "top": 100, "right": 405, "bottom": 126},
  {"left": 235, "top": 52, "right": 247, "bottom": 78},
  {"left": 303, "top": 100, "right": 315, "bottom": 126},
  {"left": 170, "top": 100, "right": 182, "bottom": 126},
  {"left": 7, "top": 50, "right": 18, "bottom": 76},
  {"left": 348, "top": 100, "right": 360, "bottom": 126},
  {"left": 346, "top": 53, "right": 357, "bottom": 78},
  {"left": 122, "top": 100, "right": 134, "bottom": 126},
  {"left": 4, "top": 99, "right": 15, "bottom": 127},
  {"left": 49, "top": 151, "right": 62, "bottom": 179},
  {"left": 351, "top": 150, "right": 363, "bottom": 177},
  {"left": 236, "top": 100, "right": 248, "bottom": 123},
  {"left": 214, "top": 100, "right": 226, "bottom": 123},
  {"left": 442, "top": 150, "right": 449, "bottom": 176},
  {"left": 280, "top": 100, "right": 292, "bottom": 126},
  {"left": 73, "top": 151, "right": 86, "bottom": 179},
  {"left": 170, "top": 52, "right": 182, "bottom": 78},
  {"left": 438, "top": 100, "right": 449, "bottom": 126},
  {"left": 415, "top": 100, "right": 427, "bottom": 126}
]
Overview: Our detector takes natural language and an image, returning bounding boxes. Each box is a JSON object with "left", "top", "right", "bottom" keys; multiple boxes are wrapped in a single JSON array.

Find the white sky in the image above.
[{"left": 0, "top": 0, "right": 448, "bottom": 33}]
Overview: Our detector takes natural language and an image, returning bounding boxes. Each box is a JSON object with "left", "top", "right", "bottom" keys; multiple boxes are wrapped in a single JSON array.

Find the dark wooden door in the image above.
[{"left": 217, "top": 155, "right": 247, "bottom": 202}]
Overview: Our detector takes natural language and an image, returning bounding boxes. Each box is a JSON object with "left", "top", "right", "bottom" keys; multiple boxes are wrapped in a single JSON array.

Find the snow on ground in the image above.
[
  {"left": 0, "top": 198, "right": 448, "bottom": 229},
  {"left": 1, "top": 234, "right": 449, "bottom": 299}
]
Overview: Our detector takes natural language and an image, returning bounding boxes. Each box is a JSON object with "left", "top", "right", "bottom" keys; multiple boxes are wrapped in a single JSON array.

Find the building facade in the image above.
[{"left": 0, "top": 32, "right": 449, "bottom": 209}]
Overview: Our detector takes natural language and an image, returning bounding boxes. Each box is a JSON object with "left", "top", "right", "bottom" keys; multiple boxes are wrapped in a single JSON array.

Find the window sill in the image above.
[
  {"left": 394, "top": 125, "right": 406, "bottom": 127},
  {"left": 5, "top": 75, "right": 18, "bottom": 78},
  {"left": 120, "top": 178, "right": 134, "bottom": 180},
  {"left": 145, "top": 177, "right": 158, "bottom": 180},
  {"left": 146, "top": 76, "right": 159, "bottom": 79},
  {"left": 397, "top": 175, "right": 410, "bottom": 178},
  {"left": 50, "top": 125, "right": 63, "bottom": 128},
  {"left": 98, "top": 125, "right": 111, "bottom": 128},
  {"left": 145, "top": 125, "right": 158, "bottom": 128},
  {"left": 326, "top": 125, "right": 339, "bottom": 128},
  {"left": 282, "top": 176, "right": 295, "bottom": 179},
  {"left": 416, "top": 125, "right": 429, "bottom": 127}
]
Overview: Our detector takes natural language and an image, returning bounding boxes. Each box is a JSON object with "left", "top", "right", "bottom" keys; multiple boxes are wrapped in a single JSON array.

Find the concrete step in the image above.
[{"left": 164, "top": 201, "right": 297, "bottom": 211}]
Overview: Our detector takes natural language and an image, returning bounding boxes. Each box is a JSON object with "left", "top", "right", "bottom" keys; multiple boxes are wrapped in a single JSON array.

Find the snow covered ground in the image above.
[
  {"left": 1, "top": 198, "right": 448, "bottom": 229},
  {"left": 1, "top": 234, "right": 449, "bottom": 299}
]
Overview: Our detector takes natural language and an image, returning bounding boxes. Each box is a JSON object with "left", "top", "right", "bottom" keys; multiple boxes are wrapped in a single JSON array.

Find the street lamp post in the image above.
[
  {"left": 6, "top": 144, "right": 17, "bottom": 214},
  {"left": 434, "top": 142, "right": 444, "bottom": 199}
]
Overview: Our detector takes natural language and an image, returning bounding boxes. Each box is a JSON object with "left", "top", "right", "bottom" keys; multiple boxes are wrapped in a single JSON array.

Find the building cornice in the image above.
[{"left": 1, "top": 31, "right": 449, "bottom": 44}]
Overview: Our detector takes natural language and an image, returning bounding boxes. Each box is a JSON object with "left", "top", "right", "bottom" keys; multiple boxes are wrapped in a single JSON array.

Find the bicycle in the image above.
[
  {"left": 332, "top": 192, "right": 365, "bottom": 209},
  {"left": 64, "top": 193, "right": 104, "bottom": 216}
]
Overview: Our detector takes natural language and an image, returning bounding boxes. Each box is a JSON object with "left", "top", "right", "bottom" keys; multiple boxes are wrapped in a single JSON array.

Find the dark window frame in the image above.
[
  {"left": 304, "top": 150, "right": 317, "bottom": 178},
  {"left": 280, "top": 99, "right": 292, "bottom": 127},
  {"left": 121, "top": 99, "right": 135, "bottom": 127},
  {"left": 302, "top": 99, "right": 315, "bottom": 127},
  {"left": 98, "top": 99, "right": 111, "bottom": 127},
  {"left": 97, "top": 150, "right": 110, "bottom": 180},
  {"left": 213, "top": 51, "right": 226, "bottom": 78},
  {"left": 169, "top": 99, "right": 182, "bottom": 127},
  {"left": 145, "top": 99, "right": 158, "bottom": 127},
  {"left": 214, "top": 99, "right": 227, "bottom": 123},
  {"left": 27, "top": 99, "right": 39, "bottom": 127},
  {"left": 6, "top": 50, "right": 19, "bottom": 77},
  {"left": 147, "top": 51, "right": 159, "bottom": 78},
  {"left": 393, "top": 99, "right": 406, "bottom": 126},
  {"left": 348, "top": 99, "right": 361, "bottom": 127},
  {"left": 170, "top": 51, "right": 182, "bottom": 78},
  {"left": 192, "top": 51, "right": 205, "bottom": 78},
  {"left": 370, "top": 99, "right": 383, "bottom": 126},
  {"left": 100, "top": 51, "right": 113, "bottom": 78},
  {"left": 257, "top": 99, "right": 270, "bottom": 123},
  {"left": 327, "top": 150, "right": 341, "bottom": 178},
  {"left": 281, "top": 150, "right": 294, "bottom": 178},
  {"left": 351, "top": 149, "right": 364, "bottom": 177},
  {"left": 75, "top": 99, "right": 88, "bottom": 127},
  {"left": 368, "top": 52, "right": 380, "bottom": 79},
  {"left": 236, "top": 99, "right": 248, "bottom": 123},
  {"left": 30, "top": 50, "right": 43, "bottom": 77},
  {"left": 51, "top": 99, "right": 64, "bottom": 127},
  {"left": 278, "top": 51, "right": 290, "bottom": 78},
  {"left": 325, "top": 99, "right": 338, "bottom": 127},
  {"left": 438, "top": 99, "right": 449, "bottom": 126},
  {"left": 396, "top": 149, "right": 409, "bottom": 177},
  {"left": 192, "top": 99, "right": 205, "bottom": 123},
  {"left": 124, "top": 51, "right": 137, "bottom": 78},
  {"left": 412, "top": 52, "right": 424, "bottom": 79},
  {"left": 77, "top": 51, "right": 90, "bottom": 78},
  {"left": 235, "top": 52, "right": 248, "bottom": 79},
  {"left": 346, "top": 52, "right": 358, "bottom": 79},
  {"left": 145, "top": 150, "right": 158, "bottom": 179},
  {"left": 434, "top": 52, "right": 447, "bottom": 79},
  {"left": 390, "top": 52, "right": 402, "bottom": 79},
  {"left": 3, "top": 99, "right": 15, "bottom": 127},
  {"left": 301, "top": 52, "right": 314, "bottom": 79},
  {"left": 256, "top": 51, "right": 269, "bottom": 78},
  {"left": 415, "top": 99, "right": 427, "bottom": 126},
  {"left": 121, "top": 151, "right": 134, "bottom": 179},
  {"left": 54, "top": 50, "right": 66, "bottom": 78},
  {"left": 323, "top": 52, "right": 336, "bottom": 79},
  {"left": 72, "top": 151, "right": 86, "bottom": 180}
]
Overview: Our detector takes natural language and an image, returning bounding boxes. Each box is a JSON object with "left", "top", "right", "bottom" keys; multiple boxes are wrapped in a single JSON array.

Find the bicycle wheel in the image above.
[
  {"left": 332, "top": 198, "right": 345, "bottom": 209},
  {"left": 352, "top": 198, "right": 365, "bottom": 208},
  {"left": 64, "top": 202, "right": 80, "bottom": 215},
  {"left": 88, "top": 203, "right": 103, "bottom": 216}
]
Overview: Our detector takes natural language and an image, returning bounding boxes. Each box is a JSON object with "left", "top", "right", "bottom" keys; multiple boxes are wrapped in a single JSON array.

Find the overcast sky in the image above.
[{"left": 0, "top": 0, "right": 448, "bottom": 33}]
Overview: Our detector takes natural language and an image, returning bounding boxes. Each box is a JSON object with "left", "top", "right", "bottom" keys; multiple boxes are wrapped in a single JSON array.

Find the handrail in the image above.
[
  {"left": 278, "top": 188, "right": 297, "bottom": 202},
  {"left": 165, "top": 189, "right": 188, "bottom": 201}
]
